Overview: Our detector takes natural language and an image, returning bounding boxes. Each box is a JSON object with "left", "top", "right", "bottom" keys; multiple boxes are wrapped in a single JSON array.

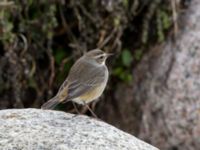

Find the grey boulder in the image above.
[{"left": 0, "top": 108, "right": 158, "bottom": 150}]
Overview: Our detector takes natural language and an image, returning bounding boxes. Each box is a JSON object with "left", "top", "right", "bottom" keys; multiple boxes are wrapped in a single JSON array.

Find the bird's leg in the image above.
[
  {"left": 91, "top": 101, "right": 97, "bottom": 110},
  {"left": 70, "top": 102, "right": 82, "bottom": 119},
  {"left": 62, "top": 100, "right": 81, "bottom": 118},
  {"left": 72, "top": 102, "right": 81, "bottom": 115},
  {"left": 84, "top": 102, "right": 98, "bottom": 118}
]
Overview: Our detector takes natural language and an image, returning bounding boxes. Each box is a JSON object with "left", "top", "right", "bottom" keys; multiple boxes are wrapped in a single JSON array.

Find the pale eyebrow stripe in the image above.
[{"left": 94, "top": 54, "right": 105, "bottom": 58}]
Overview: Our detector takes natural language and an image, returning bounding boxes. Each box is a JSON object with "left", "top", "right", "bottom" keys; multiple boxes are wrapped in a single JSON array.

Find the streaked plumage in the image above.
[{"left": 41, "top": 49, "right": 111, "bottom": 109}]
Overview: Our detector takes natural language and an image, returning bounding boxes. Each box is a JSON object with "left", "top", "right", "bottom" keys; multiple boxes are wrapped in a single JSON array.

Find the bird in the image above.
[{"left": 41, "top": 49, "right": 112, "bottom": 116}]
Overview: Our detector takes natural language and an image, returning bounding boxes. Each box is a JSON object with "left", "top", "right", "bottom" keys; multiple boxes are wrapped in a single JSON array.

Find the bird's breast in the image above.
[{"left": 73, "top": 67, "right": 108, "bottom": 105}]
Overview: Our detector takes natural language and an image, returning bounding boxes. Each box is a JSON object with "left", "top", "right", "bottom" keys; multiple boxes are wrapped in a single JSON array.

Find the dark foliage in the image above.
[{"left": 0, "top": 0, "right": 183, "bottom": 132}]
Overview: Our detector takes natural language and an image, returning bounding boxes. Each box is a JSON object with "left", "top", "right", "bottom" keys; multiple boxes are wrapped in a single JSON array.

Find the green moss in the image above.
[
  {"left": 134, "top": 49, "right": 143, "bottom": 61},
  {"left": 122, "top": 0, "right": 129, "bottom": 8},
  {"left": 122, "top": 49, "right": 133, "bottom": 67}
]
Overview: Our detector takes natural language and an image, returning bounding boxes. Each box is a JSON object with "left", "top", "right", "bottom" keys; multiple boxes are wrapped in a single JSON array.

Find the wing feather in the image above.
[{"left": 57, "top": 57, "right": 106, "bottom": 100}]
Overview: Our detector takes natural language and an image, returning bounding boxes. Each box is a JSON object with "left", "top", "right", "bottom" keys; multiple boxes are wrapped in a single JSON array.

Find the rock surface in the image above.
[
  {"left": 0, "top": 108, "right": 158, "bottom": 150},
  {"left": 132, "top": 0, "right": 200, "bottom": 149}
]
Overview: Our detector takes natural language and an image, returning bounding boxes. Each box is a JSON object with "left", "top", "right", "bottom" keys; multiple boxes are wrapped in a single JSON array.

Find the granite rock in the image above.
[
  {"left": 132, "top": 0, "right": 200, "bottom": 149},
  {"left": 0, "top": 108, "right": 158, "bottom": 150}
]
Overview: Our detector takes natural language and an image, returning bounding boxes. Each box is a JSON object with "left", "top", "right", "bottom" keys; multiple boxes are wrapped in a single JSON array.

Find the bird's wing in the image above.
[
  {"left": 57, "top": 58, "right": 106, "bottom": 101},
  {"left": 67, "top": 75, "right": 105, "bottom": 100}
]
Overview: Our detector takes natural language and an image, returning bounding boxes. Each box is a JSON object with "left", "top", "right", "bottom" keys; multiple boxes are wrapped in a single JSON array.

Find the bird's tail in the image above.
[{"left": 41, "top": 96, "right": 61, "bottom": 109}]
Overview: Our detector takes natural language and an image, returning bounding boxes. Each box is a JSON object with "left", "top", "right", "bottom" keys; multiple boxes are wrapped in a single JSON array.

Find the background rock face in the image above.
[
  {"left": 132, "top": 0, "right": 200, "bottom": 149},
  {"left": 0, "top": 109, "right": 158, "bottom": 150}
]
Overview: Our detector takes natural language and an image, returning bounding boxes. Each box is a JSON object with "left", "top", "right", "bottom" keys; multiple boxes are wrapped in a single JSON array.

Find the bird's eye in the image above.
[{"left": 99, "top": 56, "right": 104, "bottom": 59}]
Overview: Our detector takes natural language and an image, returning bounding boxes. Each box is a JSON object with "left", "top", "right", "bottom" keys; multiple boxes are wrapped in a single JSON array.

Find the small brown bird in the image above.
[{"left": 41, "top": 49, "right": 112, "bottom": 115}]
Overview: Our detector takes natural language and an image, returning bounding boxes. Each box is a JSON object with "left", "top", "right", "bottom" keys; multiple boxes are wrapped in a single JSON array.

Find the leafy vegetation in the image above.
[{"left": 0, "top": 0, "right": 179, "bottom": 109}]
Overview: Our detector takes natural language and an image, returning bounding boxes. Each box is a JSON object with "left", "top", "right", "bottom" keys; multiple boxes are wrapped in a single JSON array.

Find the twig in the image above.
[
  {"left": 19, "top": 34, "right": 28, "bottom": 57},
  {"left": 0, "top": 1, "right": 14, "bottom": 6},
  {"left": 110, "top": 28, "right": 122, "bottom": 52},
  {"left": 171, "top": 0, "right": 179, "bottom": 36},
  {"left": 59, "top": 57, "right": 72, "bottom": 72},
  {"left": 74, "top": 7, "right": 83, "bottom": 31},
  {"left": 141, "top": 0, "right": 161, "bottom": 44},
  {"left": 97, "top": 27, "right": 117, "bottom": 49},
  {"left": 78, "top": 4, "right": 96, "bottom": 24},
  {"left": 59, "top": 4, "right": 83, "bottom": 54},
  {"left": 47, "top": 39, "right": 55, "bottom": 88}
]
